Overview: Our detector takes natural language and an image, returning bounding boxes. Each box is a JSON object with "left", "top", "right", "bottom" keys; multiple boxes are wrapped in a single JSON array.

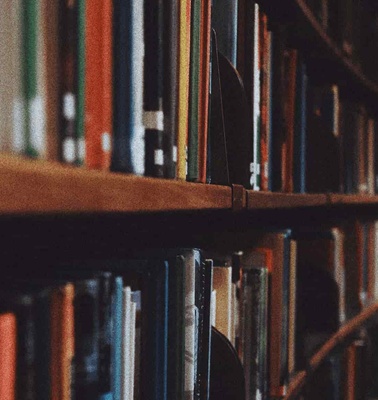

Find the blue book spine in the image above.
[{"left": 112, "top": 277, "right": 123, "bottom": 400}]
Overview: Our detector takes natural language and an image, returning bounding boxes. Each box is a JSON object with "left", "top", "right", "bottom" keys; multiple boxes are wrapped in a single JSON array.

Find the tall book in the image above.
[
  {"left": 50, "top": 283, "right": 75, "bottom": 400},
  {"left": 144, "top": 0, "right": 164, "bottom": 177},
  {"left": 0, "top": 0, "right": 25, "bottom": 153},
  {"left": 187, "top": 0, "right": 201, "bottom": 182},
  {"left": 239, "top": 251, "right": 269, "bottom": 400},
  {"left": 112, "top": 0, "right": 145, "bottom": 174},
  {"left": 0, "top": 313, "right": 16, "bottom": 400},
  {"left": 85, "top": 0, "right": 113, "bottom": 169},
  {"left": 177, "top": 0, "right": 192, "bottom": 179}
]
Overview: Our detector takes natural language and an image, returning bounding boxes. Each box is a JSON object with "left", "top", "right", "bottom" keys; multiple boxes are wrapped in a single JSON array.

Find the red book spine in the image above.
[
  {"left": 0, "top": 313, "right": 17, "bottom": 400},
  {"left": 85, "top": 0, "right": 112, "bottom": 169}
]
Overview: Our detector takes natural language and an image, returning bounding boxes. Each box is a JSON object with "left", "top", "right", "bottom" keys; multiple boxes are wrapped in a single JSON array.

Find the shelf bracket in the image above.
[{"left": 231, "top": 184, "right": 246, "bottom": 211}]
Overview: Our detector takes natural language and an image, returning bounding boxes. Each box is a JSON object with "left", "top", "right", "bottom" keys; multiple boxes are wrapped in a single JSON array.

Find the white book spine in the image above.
[{"left": 122, "top": 287, "right": 132, "bottom": 400}]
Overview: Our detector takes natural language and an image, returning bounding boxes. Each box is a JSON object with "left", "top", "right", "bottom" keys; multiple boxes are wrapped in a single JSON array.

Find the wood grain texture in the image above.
[
  {"left": 0, "top": 155, "right": 231, "bottom": 213},
  {"left": 247, "top": 191, "right": 328, "bottom": 209},
  {"left": 284, "top": 301, "right": 378, "bottom": 400}
]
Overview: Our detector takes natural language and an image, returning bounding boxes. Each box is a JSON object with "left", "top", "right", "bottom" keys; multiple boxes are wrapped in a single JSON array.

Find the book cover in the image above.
[
  {"left": 0, "top": 313, "right": 16, "bottom": 400},
  {"left": 112, "top": 277, "right": 123, "bottom": 400}
]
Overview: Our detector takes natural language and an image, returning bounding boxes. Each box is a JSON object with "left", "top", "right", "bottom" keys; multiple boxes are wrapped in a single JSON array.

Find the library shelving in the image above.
[{"left": 2, "top": 0, "right": 378, "bottom": 399}]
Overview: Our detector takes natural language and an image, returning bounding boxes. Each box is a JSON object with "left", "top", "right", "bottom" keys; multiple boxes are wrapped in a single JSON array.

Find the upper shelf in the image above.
[
  {"left": 0, "top": 156, "right": 232, "bottom": 213},
  {"left": 261, "top": 0, "right": 378, "bottom": 109},
  {"left": 2, "top": 156, "right": 378, "bottom": 214}
]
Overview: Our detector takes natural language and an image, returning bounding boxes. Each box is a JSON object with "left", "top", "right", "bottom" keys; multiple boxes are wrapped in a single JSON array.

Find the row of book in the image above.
[
  {"left": 1, "top": 1, "right": 377, "bottom": 194},
  {"left": 2, "top": 221, "right": 378, "bottom": 400}
]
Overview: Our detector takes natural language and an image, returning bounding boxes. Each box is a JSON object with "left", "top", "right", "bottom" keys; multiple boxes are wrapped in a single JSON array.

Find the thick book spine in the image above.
[
  {"left": 0, "top": 313, "right": 17, "bottom": 400},
  {"left": 111, "top": 0, "right": 144, "bottom": 174},
  {"left": 144, "top": 0, "right": 164, "bottom": 177}
]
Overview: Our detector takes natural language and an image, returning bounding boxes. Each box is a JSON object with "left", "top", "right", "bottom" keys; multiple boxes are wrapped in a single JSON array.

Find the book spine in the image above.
[
  {"left": 187, "top": 0, "right": 201, "bottom": 182},
  {"left": 198, "top": 0, "right": 212, "bottom": 183},
  {"left": 144, "top": 0, "right": 164, "bottom": 177},
  {"left": 0, "top": 313, "right": 17, "bottom": 400},
  {"left": 59, "top": 0, "right": 78, "bottom": 164},
  {"left": 111, "top": 277, "right": 123, "bottom": 400},
  {"left": 163, "top": 0, "right": 179, "bottom": 178},
  {"left": 76, "top": 0, "right": 85, "bottom": 165},
  {"left": 51, "top": 283, "right": 75, "bottom": 400},
  {"left": 73, "top": 279, "right": 100, "bottom": 399},
  {"left": 177, "top": 0, "right": 192, "bottom": 180},
  {"left": 85, "top": 0, "right": 113, "bottom": 170}
]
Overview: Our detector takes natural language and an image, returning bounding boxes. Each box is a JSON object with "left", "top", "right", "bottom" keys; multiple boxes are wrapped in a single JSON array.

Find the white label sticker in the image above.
[
  {"left": 63, "top": 92, "right": 76, "bottom": 120},
  {"left": 101, "top": 132, "right": 111, "bottom": 152},
  {"left": 173, "top": 145, "right": 178, "bottom": 163},
  {"left": 12, "top": 98, "right": 25, "bottom": 153},
  {"left": 63, "top": 138, "right": 75, "bottom": 163},
  {"left": 154, "top": 149, "right": 164, "bottom": 166},
  {"left": 30, "top": 95, "right": 45, "bottom": 154}
]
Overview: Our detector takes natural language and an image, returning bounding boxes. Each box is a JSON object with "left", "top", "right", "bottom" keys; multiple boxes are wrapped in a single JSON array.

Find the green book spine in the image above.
[
  {"left": 22, "top": 0, "right": 38, "bottom": 158},
  {"left": 76, "top": 0, "right": 86, "bottom": 165},
  {"left": 187, "top": 0, "right": 201, "bottom": 181}
]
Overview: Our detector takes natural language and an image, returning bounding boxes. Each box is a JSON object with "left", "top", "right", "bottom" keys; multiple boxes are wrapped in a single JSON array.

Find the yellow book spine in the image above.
[{"left": 177, "top": 0, "right": 191, "bottom": 180}]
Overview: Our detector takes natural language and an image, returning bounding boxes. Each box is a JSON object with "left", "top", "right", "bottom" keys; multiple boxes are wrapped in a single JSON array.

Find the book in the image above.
[
  {"left": 187, "top": 0, "right": 201, "bottom": 182},
  {"left": 239, "top": 251, "right": 269, "bottom": 400},
  {"left": 212, "top": 264, "right": 233, "bottom": 341},
  {"left": 85, "top": 0, "right": 113, "bottom": 170},
  {"left": 50, "top": 283, "right": 75, "bottom": 400},
  {"left": 144, "top": 0, "right": 164, "bottom": 177},
  {"left": 163, "top": 0, "right": 179, "bottom": 178},
  {"left": 112, "top": 0, "right": 145, "bottom": 174},
  {"left": 59, "top": 0, "right": 78, "bottom": 164},
  {"left": 112, "top": 277, "right": 123, "bottom": 400},
  {"left": 0, "top": 313, "right": 17, "bottom": 400},
  {"left": 177, "top": 0, "right": 192, "bottom": 180},
  {"left": 0, "top": 0, "right": 25, "bottom": 154},
  {"left": 198, "top": 0, "right": 212, "bottom": 183}
]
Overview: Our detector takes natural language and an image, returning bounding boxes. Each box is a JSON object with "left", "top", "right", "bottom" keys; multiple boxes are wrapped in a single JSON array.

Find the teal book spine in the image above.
[{"left": 112, "top": 277, "right": 123, "bottom": 400}]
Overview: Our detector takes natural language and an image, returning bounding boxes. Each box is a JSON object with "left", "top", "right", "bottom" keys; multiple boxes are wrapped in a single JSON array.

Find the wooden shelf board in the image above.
[
  {"left": 0, "top": 156, "right": 232, "bottom": 213},
  {"left": 247, "top": 191, "right": 328, "bottom": 209},
  {"left": 285, "top": 301, "right": 378, "bottom": 400},
  {"left": 329, "top": 193, "right": 378, "bottom": 206}
]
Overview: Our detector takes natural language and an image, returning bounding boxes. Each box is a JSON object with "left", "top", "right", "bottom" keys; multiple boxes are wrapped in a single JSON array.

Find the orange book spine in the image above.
[
  {"left": 198, "top": 0, "right": 211, "bottom": 183},
  {"left": 85, "top": 0, "right": 112, "bottom": 169},
  {"left": 51, "top": 284, "right": 75, "bottom": 400},
  {"left": 0, "top": 313, "right": 16, "bottom": 400}
]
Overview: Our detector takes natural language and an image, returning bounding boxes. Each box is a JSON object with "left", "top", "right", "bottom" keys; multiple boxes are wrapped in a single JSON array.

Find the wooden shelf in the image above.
[
  {"left": 284, "top": 302, "right": 378, "bottom": 400},
  {"left": 247, "top": 191, "right": 328, "bottom": 209},
  {"left": 3, "top": 155, "right": 378, "bottom": 215},
  {"left": 0, "top": 156, "right": 232, "bottom": 214}
]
